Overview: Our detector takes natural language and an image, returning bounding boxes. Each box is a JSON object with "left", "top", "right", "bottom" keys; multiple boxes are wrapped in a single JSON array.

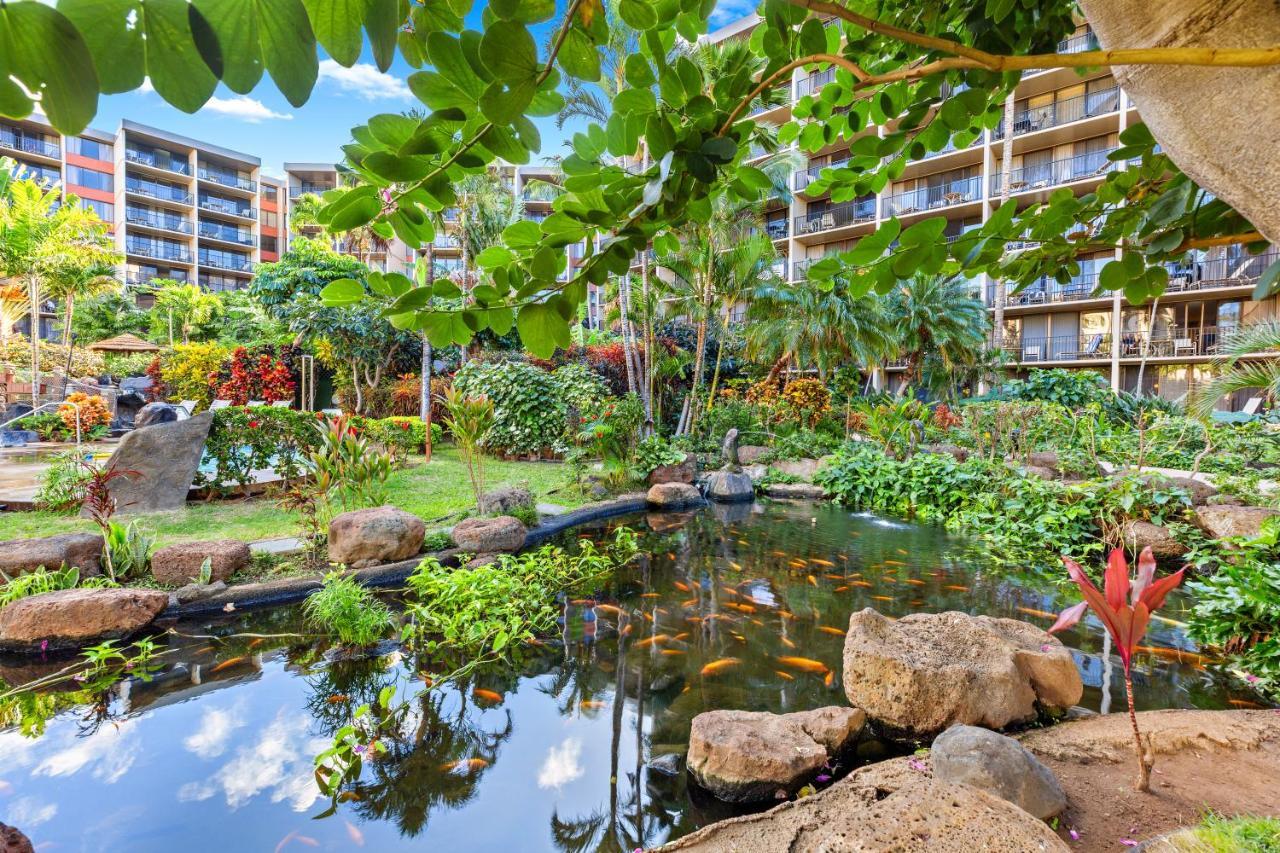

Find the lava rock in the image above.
[
  {"left": 173, "top": 580, "right": 228, "bottom": 605},
  {"left": 88, "top": 411, "right": 213, "bottom": 515},
  {"left": 687, "top": 707, "right": 866, "bottom": 802},
  {"left": 477, "top": 485, "right": 534, "bottom": 515},
  {"left": 842, "top": 608, "right": 1082, "bottom": 739},
  {"left": 931, "top": 724, "right": 1067, "bottom": 820},
  {"left": 0, "top": 823, "right": 34, "bottom": 853},
  {"left": 763, "top": 482, "right": 826, "bottom": 499},
  {"left": 704, "top": 470, "right": 754, "bottom": 503},
  {"left": 451, "top": 515, "right": 527, "bottom": 553},
  {"left": 151, "top": 539, "right": 251, "bottom": 585},
  {"left": 921, "top": 443, "right": 969, "bottom": 462},
  {"left": 328, "top": 506, "right": 426, "bottom": 568},
  {"left": 0, "top": 587, "right": 169, "bottom": 651},
  {"left": 0, "top": 533, "right": 103, "bottom": 578},
  {"left": 1193, "top": 505, "right": 1279, "bottom": 539},
  {"left": 646, "top": 753, "right": 683, "bottom": 778},
  {"left": 1119, "top": 520, "right": 1189, "bottom": 559},
  {"left": 737, "top": 445, "right": 770, "bottom": 466},
  {"left": 770, "top": 458, "right": 825, "bottom": 483},
  {"left": 649, "top": 452, "right": 696, "bottom": 486},
  {"left": 646, "top": 482, "right": 703, "bottom": 509}
]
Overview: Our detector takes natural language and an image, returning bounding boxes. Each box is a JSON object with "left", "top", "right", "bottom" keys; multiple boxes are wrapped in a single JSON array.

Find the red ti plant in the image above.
[{"left": 1049, "top": 546, "right": 1185, "bottom": 792}]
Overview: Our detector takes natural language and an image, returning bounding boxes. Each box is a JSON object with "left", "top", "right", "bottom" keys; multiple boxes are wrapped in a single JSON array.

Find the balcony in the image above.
[
  {"left": 126, "top": 148, "right": 190, "bottom": 175},
  {"left": 198, "top": 168, "right": 256, "bottom": 193},
  {"left": 198, "top": 221, "right": 255, "bottom": 246},
  {"left": 794, "top": 199, "right": 876, "bottom": 235},
  {"left": 991, "top": 149, "right": 1118, "bottom": 195},
  {"left": 992, "top": 88, "right": 1120, "bottom": 139},
  {"left": 199, "top": 197, "right": 256, "bottom": 219},
  {"left": 998, "top": 325, "right": 1247, "bottom": 363},
  {"left": 198, "top": 274, "right": 250, "bottom": 292},
  {"left": 127, "top": 240, "right": 193, "bottom": 264},
  {"left": 1056, "top": 28, "right": 1099, "bottom": 55},
  {"left": 290, "top": 185, "right": 333, "bottom": 199},
  {"left": 125, "top": 208, "right": 193, "bottom": 235},
  {"left": 763, "top": 218, "right": 790, "bottom": 240},
  {"left": 0, "top": 128, "right": 60, "bottom": 159},
  {"left": 793, "top": 157, "right": 850, "bottom": 192},
  {"left": 126, "top": 270, "right": 188, "bottom": 287},
  {"left": 795, "top": 68, "right": 835, "bottom": 100},
  {"left": 126, "top": 178, "right": 193, "bottom": 205},
  {"left": 199, "top": 252, "right": 253, "bottom": 273},
  {"left": 884, "top": 175, "right": 982, "bottom": 216}
]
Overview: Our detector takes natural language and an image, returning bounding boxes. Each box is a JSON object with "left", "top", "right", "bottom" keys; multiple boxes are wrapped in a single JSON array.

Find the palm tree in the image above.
[
  {"left": 0, "top": 284, "right": 28, "bottom": 344},
  {"left": 1189, "top": 321, "right": 1280, "bottom": 417},
  {"left": 886, "top": 274, "right": 991, "bottom": 395},
  {"left": 46, "top": 256, "right": 122, "bottom": 347},
  {"left": 151, "top": 280, "right": 220, "bottom": 344},
  {"left": 288, "top": 192, "right": 324, "bottom": 235},
  {"left": 454, "top": 169, "right": 517, "bottom": 361}
]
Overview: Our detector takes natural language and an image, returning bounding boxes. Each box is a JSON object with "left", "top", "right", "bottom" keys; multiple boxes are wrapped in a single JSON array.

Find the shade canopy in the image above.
[{"left": 88, "top": 333, "right": 160, "bottom": 353}]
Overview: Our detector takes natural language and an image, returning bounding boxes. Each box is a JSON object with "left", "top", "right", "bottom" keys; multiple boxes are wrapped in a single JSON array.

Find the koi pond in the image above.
[{"left": 0, "top": 500, "right": 1262, "bottom": 851}]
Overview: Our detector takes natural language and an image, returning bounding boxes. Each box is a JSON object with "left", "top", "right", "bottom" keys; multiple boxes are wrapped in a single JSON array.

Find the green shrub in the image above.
[
  {"left": 157, "top": 342, "right": 230, "bottom": 408},
  {"left": 195, "top": 407, "right": 321, "bottom": 494},
  {"left": 304, "top": 572, "right": 395, "bottom": 646},
  {"left": 422, "top": 530, "right": 453, "bottom": 551},
  {"left": 102, "top": 351, "right": 156, "bottom": 378},
  {"left": 1166, "top": 814, "right": 1280, "bottom": 851},
  {"left": 33, "top": 452, "right": 92, "bottom": 512},
  {"left": 633, "top": 435, "right": 686, "bottom": 476},
  {"left": 694, "top": 400, "right": 767, "bottom": 453},
  {"left": 550, "top": 362, "right": 610, "bottom": 416},
  {"left": 0, "top": 565, "right": 115, "bottom": 607},
  {"left": 453, "top": 360, "right": 565, "bottom": 457},
  {"left": 506, "top": 504, "right": 539, "bottom": 527},
  {"left": 354, "top": 415, "right": 442, "bottom": 456}
]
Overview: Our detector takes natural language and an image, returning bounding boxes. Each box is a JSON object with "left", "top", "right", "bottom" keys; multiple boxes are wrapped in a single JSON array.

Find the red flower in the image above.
[{"left": 248, "top": 420, "right": 259, "bottom": 429}]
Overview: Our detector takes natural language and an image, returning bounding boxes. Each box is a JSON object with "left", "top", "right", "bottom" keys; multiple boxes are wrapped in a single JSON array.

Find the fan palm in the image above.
[
  {"left": 1188, "top": 320, "right": 1280, "bottom": 417},
  {"left": 886, "top": 274, "right": 990, "bottom": 394}
]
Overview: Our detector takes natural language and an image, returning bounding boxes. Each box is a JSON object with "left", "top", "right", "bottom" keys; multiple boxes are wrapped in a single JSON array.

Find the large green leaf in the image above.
[
  {"left": 0, "top": 2, "right": 98, "bottom": 131},
  {"left": 364, "top": 0, "right": 400, "bottom": 71},
  {"left": 479, "top": 20, "right": 538, "bottom": 84},
  {"left": 301, "top": 0, "right": 368, "bottom": 65},
  {"left": 558, "top": 27, "right": 599, "bottom": 82},
  {"left": 193, "top": 0, "right": 317, "bottom": 106},
  {"left": 516, "top": 301, "right": 571, "bottom": 358}
]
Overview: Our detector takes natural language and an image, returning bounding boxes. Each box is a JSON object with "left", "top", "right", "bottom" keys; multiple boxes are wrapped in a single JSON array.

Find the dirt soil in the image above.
[{"left": 1018, "top": 709, "right": 1280, "bottom": 851}]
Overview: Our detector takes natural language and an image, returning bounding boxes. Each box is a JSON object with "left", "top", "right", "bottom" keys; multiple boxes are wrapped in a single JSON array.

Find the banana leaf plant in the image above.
[{"left": 1048, "top": 546, "right": 1185, "bottom": 792}]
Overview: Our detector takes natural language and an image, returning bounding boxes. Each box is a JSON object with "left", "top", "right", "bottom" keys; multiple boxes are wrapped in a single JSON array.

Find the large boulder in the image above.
[
  {"left": 659, "top": 758, "right": 1068, "bottom": 852},
  {"left": 0, "top": 587, "right": 169, "bottom": 651},
  {"left": 151, "top": 539, "right": 251, "bottom": 586},
  {"left": 0, "top": 533, "right": 103, "bottom": 577},
  {"left": 931, "top": 725, "right": 1067, "bottom": 820},
  {"left": 921, "top": 443, "right": 969, "bottom": 462},
  {"left": 1193, "top": 505, "right": 1279, "bottom": 539},
  {"left": 704, "top": 469, "right": 754, "bottom": 503},
  {"left": 687, "top": 707, "right": 866, "bottom": 802},
  {"left": 1026, "top": 450, "right": 1061, "bottom": 471},
  {"left": 842, "top": 608, "right": 1082, "bottom": 738},
  {"left": 1112, "top": 472, "right": 1218, "bottom": 505},
  {"left": 646, "top": 482, "right": 702, "bottom": 509},
  {"left": 772, "top": 458, "right": 823, "bottom": 482},
  {"left": 649, "top": 452, "right": 696, "bottom": 485},
  {"left": 738, "top": 445, "right": 769, "bottom": 466},
  {"left": 1119, "top": 520, "right": 1189, "bottom": 559},
  {"left": 763, "top": 482, "right": 825, "bottom": 500},
  {"left": 328, "top": 506, "right": 426, "bottom": 568},
  {"left": 477, "top": 485, "right": 533, "bottom": 515},
  {"left": 87, "top": 411, "right": 213, "bottom": 515},
  {"left": 451, "top": 515, "right": 526, "bottom": 553},
  {"left": 0, "top": 823, "right": 34, "bottom": 853}
]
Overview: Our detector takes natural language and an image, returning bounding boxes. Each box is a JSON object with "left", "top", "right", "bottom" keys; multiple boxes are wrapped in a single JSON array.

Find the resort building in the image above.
[{"left": 707, "top": 14, "right": 1278, "bottom": 408}]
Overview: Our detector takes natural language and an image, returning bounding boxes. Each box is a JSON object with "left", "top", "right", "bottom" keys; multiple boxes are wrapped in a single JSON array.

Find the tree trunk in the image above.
[
  {"left": 421, "top": 247, "right": 435, "bottom": 461},
  {"left": 1077, "top": 0, "right": 1280, "bottom": 243},
  {"left": 28, "top": 274, "right": 40, "bottom": 405},
  {"left": 459, "top": 226, "right": 470, "bottom": 364},
  {"left": 618, "top": 274, "right": 638, "bottom": 395}
]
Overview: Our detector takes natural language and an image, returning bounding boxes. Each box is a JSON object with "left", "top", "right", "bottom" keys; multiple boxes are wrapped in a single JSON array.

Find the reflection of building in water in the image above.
[{"left": 115, "top": 652, "right": 267, "bottom": 715}]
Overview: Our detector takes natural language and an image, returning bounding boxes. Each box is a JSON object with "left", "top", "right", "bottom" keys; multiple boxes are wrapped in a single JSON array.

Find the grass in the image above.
[
  {"left": 0, "top": 446, "right": 590, "bottom": 547},
  {"left": 1167, "top": 815, "right": 1280, "bottom": 852}
]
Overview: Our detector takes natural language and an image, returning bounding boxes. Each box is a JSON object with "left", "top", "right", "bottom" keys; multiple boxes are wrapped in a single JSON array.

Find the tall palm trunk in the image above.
[
  {"left": 421, "top": 247, "right": 435, "bottom": 461},
  {"left": 617, "top": 274, "right": 638, "bottom": 395},
  {"left": 639, "top": 147, "right": 655, "bottom": 436},
  {"left": 28, "top": 274, "right": 40, "bottom": 404},
  {"left": 459, "top": 231, "right": 470, "bottom": 364},
  {"left": 680, "top": 273, "right": 712, "bottom": 435},
  {"left": 706, "top": 319, "right": 725, "bottom": 412}
]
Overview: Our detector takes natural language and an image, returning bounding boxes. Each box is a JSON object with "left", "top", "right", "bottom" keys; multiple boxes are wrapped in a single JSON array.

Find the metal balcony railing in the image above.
[
  {"left": 198, "top": 168, "right": 256, "bottom": 192},
  {"left": 1057, "top": 28, "right": 1100, "bottom": 55},
  {"left": 126, "top": 270, "right": 187, "bottom": 286},
  {"left": 997, "top": 325, "right": 1247, "bottom": 362},
  {"left": 198, "top": 252, "right": 253, "bottom": 273},
  {"left": 289, "top": 185, "right": 333, "bottom": 199},
  {"left": 126, "top": 240, "right": 193, "bottom": 263},
  {"left": 198, "top": 221, "right": 255, "bottom": 245},
  {"left": 125, "top": 148, "right": 190, "bottom": 175},
  {"left": 125, "top": 208, "right": 193, "bottom": 234},
  {"left": 991, "top": 149, "right": 1118, "bottom": 194},
  {"left": 992, "top": 87, "right": 1120, "bottom": 138},
  {"left": 198, "top": 274, "right": 249, "bottom": 292},
  {"left": 0, "top": 129, "right": 60, "bottom": 159},
  {"left": 793, "top": 199, "right": 876, "bottom": 234},
  {"left": 884, "top": 175, "right": 982, "bottom": 216},
  {"left": 795, "top": 68, "right": 835, "bottom": 100},
  {"left": 793, "top": 157, "right": 851, "bottom": 192},
  {"left": 126, "top": 178, "right": 193, "bottom": 205},
  {"left": 199, "top": 197, "right": 256, "bottom": 219}
]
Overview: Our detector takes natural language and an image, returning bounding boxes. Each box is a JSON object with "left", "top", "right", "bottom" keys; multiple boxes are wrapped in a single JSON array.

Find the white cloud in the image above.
[
  {"left": 710, "top": 0, "right": 757, "bottom": 26},
  {"left": 318, "top": 60, "right": 413, "bottom": 101},
  {"left": 31, "top": 717, "right": 141, "bottom": 784},
  {"left": 202, "top": 95, "right": 293, "bottom": 123},
  {"left": 184, "top": 704, "right": 246, "bottom": 759},
  {"left": 4, "top": 796, "right": 57, "bottom": 829},
  {"left": 537, "top": 738, "right": 584, "bottom": 790}
]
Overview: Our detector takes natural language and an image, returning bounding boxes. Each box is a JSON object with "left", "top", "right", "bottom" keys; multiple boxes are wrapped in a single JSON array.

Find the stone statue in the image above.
[{"left": 721, "top": 427, "right": 741, "bottom": 470}]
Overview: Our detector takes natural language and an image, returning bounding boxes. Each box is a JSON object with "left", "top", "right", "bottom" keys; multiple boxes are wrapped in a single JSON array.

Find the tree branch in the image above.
[{"left": 720, "top": 53, "right": 868, "bottom": 135}]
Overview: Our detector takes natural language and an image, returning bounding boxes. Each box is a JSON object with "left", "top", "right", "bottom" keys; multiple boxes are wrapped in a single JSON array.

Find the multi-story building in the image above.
[{"left": 707, "top": 14, "right": 1277, "bottom": 410}]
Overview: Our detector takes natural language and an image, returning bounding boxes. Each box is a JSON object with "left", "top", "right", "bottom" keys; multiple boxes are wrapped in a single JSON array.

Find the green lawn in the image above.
[{"left": 0, "top": 447, "right": 588, "bottom": 546}]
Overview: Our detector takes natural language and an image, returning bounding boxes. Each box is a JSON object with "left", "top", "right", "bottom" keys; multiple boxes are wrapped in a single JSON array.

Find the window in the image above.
[
  {"left": 66, "top": 165, "right": 114, "bottom": 192},
  {"left": 78, "top": 198, "right": 114, "bottom": 222},
  {"left": 260, "top": 235, "right": 277, "bottom": 254},
  {"left": 68, "top": 136, "right": 110, "bottom": 160},
  {"left": 260, "top": 210, "right": 278, "bottom": 228},
  {"left": 263, "top": 186, "right": 278, "bottom": 202}
]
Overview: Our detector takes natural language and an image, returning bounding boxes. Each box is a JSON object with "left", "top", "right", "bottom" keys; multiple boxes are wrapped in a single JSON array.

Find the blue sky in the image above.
[{"left": 88, "top": 0, "right": 755, "bottom": 177}]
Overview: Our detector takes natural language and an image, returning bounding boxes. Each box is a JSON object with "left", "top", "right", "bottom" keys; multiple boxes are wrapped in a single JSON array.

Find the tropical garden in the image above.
[{"left": 0, "top": 0, "right": 1278, "bottom": 850}]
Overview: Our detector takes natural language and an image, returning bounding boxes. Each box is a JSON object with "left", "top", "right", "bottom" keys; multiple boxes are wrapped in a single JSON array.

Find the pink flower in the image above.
[
  {"left": 907, "top": 758, "right": 927, "bottom": 773},
  {"left": 814, "top": 774, "right": 831, "bottom": 783},
  {"left": 40, "top": 639, "right": 48, "bottom": 653},
  {"left": 1244, "top": 673, "right": 1259, "bottom": 683},
  {"left": 1068, "top": 829, "right": 1080, "bottom": 842},
  {"left": 1120, "top": 840, "right": 1138, "bottom": 847}
]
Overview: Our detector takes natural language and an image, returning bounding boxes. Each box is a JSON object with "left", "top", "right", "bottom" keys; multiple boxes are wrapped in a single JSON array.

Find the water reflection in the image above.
[{"left": 0, "top": 500, "right": 1269, "bottom": 851}]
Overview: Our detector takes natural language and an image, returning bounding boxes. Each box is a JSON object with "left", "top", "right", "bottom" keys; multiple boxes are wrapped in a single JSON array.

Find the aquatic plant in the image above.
[
  {"left": 1048, "top": 546, "right": 1185, "bottom": 792},
  {"left": 313, "top": 684, "right": 400, "bottom": 800},
  {"left": 304, "top": 572, "right": 395, "bottom": 647}
]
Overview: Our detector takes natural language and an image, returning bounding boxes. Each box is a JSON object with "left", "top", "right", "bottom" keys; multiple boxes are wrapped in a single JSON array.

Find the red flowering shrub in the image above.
[{"left": 209, "top": 345, "right": 298, "bottom": 406}]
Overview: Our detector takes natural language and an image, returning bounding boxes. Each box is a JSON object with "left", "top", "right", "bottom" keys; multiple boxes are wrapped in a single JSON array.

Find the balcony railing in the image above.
[
  {"left": 126, "top": 178, "right": 193, "bottom": 205},
  {"left": 998, "top": 325, "right": 1244, "bottom": 362},
  {"left": 125, "top": 208, "right": 193, "bottom": 234},
  {"left": 198, "top": 168, "right": 256, "bottom": 192},
  {"left": 126, "top": 148, "right": 190, "bottom": 175},
  {"left": 991, "top": 149, "right": 1118, "bottom": 195},
  {"left": 1057, "top": 28, "right": 1100, "bottom": 55},
  {"left": 794, "top": 68, "right": 835, "bottom": 100},
  {"left": 126, "top": 240, "right": 193, "bottom": 263},
  {"left": 884, "top": 175, "right": 982, "bottom": 216},
  {"left": 794, "top": 199, "right": 876, "bottom": 235},
  {"left": 198, "top": 274, "right": 249, "bottom": 292},
  {"left": 199, "top": 197, "right": 256, "bottom": 219},
  {"left": 763, "top": 218, "right": 790, "bottom": 240},
  {"left": 0, "top": 129, "right": 60, "bottom": 159},
  {"left": 992, "top": 87, "right": 1120, "bottom": 138},
  {"left": 793, "top": 157, "right": 850, "bottom": 192},
  {"left": 290, "top": 185, "right": 333, "bottom": 199},
  {"left": 199, "top": 252, "right": 253, "bottom": 272},
  {"left": 198, "top": 221, "right": 255, "bottom": 245},
  {"left": 126, "top": 270, "right": 188, "bottom": 287}
]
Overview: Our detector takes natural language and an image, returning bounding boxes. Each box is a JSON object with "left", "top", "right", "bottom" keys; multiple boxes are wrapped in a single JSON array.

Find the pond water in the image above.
[{"left": 0, "top": 500, "right": 1264, "bottom": 852}]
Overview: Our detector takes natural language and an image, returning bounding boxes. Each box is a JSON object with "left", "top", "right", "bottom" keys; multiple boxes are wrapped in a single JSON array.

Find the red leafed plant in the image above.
[
  {"left": 210, "top": 346, "right": 296, "bottom": 406},
  {"left": 1049, "top": 546, "right": 1185, "bottom": 792}
]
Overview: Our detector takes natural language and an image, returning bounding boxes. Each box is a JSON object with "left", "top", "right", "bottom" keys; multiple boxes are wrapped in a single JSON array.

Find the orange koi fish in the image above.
[
  {"left": 640, "top": 593, "right": 661, "bottom": 598},
  {"left": 778, "top": 610, "right": 795, "bottom": 619},
  {"left": 790, "top": 560, "right": 809, "bottom": 570},
  {"left": 833, "top": 585, "right": 849, "bottom": 592},
  {"left": 440, "top": 758, "right": 489, "bottom": 773},
  {"left": 811, "top": 558, "right": 836, "bottom": 568},
  {"left": 807, "top": 575, "right": 818, "bottom": 587},
  {"left": 770, "top": 550, "right": 788, "bottom": 558},
  {"left": 581, "top": 700, "right": 607, "bottom": 711},
  {"left": 729, "top": 561, "right": 743, "bottom": 571},
  {"left": 1016, "top": 607, "right": 1058, "bottom": 620},
  {"left": 635, "top": 634, "right": 670, "bottom": 649},
  {"left": 620, "top": 624, "right": 634, "bottom": 636},
  {"left": 674, "top": 581, "right": 691, "bottom": 592},
  {"left": 904, "top": 578, "right": 926, "bottom": 586},
  {"left": 825, "top": 573, "right": 844, "bottom": 580},
  {"left": 674, "top": 632, "right": 690, "bottom": 641},
  {"left": 775, "top": 670, "right": 795, "bottom": 681},
  {"left": 345, "top": 821, "right": 366, "bottom": 848},
  {"left": 823, "top": 670, "right": 835, "bottom": 687},
  {"left": 700, "top": 658, "right": 742, "bottom": 676},
  {"left": 680, "top": 598, "right": 698, "bottom": 608},
  {"left": 777, "top": 656, "right": 830, "bottom": 674},
  {"left": 871, "top": 595, "right": 893, "bottom": 602},
  {"left": 818, "top": 626, "right": 845, "bottom": 637},
  {"left": 849, "top": 580, "right": 872, "bottom": 588},
  {"left": 596, "top": 604, "right": 623, "bottom": 615},
  {"left": 884, "top": 559, "right": 906, "bottom": 566},
  {"left": 326, "top": 694, "right": 348, "bottom": 704},
  {"left": 1228, "top": 699, "right": 1265, "bottom": 709},
  {"left": 473, "top": 688, "right": 503, "bottom": 704},
  {"left": 661, "top": 649, "right": 686, "bottom": 657},
  {"left": 209, "top": 656, "right": 246, "bottom": 674},
  {"left": 781, "top": 637, "right": 797, "bottom": 649},
  {"left": 944, "top": 585, "right": 969, "bottom": 592}
]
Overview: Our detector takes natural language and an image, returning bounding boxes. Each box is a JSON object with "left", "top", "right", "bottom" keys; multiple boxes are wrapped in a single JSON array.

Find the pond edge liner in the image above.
[{"left": 158, "top": 494, "right": 652, "bottom": 621}]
